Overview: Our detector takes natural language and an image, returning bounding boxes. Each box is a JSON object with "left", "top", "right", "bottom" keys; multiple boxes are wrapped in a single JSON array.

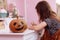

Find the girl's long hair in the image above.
[{"left": 35, "top": 1, "right": 60, "bottom": 22}]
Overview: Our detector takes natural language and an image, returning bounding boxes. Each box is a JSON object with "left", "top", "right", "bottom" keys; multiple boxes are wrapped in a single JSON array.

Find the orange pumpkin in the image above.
[{"left": 9, "top": 19, "right": 27, "bottom": 33}]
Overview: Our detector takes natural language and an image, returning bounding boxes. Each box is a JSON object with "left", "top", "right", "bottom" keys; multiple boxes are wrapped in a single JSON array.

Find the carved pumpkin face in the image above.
[{"left": 9, "top": 19, "right": 27, "bottom": 33}]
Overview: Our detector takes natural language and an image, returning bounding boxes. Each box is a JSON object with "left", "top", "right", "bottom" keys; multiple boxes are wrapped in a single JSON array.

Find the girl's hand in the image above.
[
  {"left": 31, "top": 22, "right": 37, "bottom": 26},
  {"left": 28, "top": 22, "right": 37, "bottom": 30}
]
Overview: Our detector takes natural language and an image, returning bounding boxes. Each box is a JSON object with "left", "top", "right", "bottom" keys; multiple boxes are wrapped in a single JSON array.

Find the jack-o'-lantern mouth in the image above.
[{"left": 15, "top": 26, "right": 24, "bottom": 31}]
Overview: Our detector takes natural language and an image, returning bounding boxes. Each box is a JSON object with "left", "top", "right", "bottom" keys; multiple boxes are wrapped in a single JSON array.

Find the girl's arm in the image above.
[{"left": 28, "top": 21, "right": 47, "bottom": 31}]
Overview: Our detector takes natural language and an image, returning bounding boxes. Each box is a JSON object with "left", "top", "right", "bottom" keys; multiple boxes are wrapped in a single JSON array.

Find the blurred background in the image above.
[
  {"left": 0, "top": 0, "right": 25, "bottom": 18},
  {"left": 56, "top": 0, "right": 60, "bottom": 16}
]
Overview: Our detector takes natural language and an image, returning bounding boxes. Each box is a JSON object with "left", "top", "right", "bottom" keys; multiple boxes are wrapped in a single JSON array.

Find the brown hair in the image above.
[{"left": 35, "top": 1, "right": 60, "bottom": 22}]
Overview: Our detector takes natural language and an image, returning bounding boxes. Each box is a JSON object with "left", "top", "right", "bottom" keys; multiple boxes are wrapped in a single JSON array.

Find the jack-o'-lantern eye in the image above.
[{"left": 14, "top": 22, "right": 17, "bottom": 26}]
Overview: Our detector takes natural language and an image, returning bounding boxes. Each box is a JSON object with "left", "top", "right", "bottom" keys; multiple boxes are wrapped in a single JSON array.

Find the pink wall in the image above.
[
  {"left": 26, "top": 0, "right": 56, "bottom": 26},
  {"left": 7, "top": 0, "right": 25, "bottom": 17},
  {"left": 26, "top": 0, "right": 42, "bottom": 25}
]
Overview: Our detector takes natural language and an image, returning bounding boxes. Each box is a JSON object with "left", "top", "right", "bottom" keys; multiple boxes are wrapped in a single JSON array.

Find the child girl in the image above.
[{"left": 28, "top": 1, "right": 60, "bottom": 40}]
